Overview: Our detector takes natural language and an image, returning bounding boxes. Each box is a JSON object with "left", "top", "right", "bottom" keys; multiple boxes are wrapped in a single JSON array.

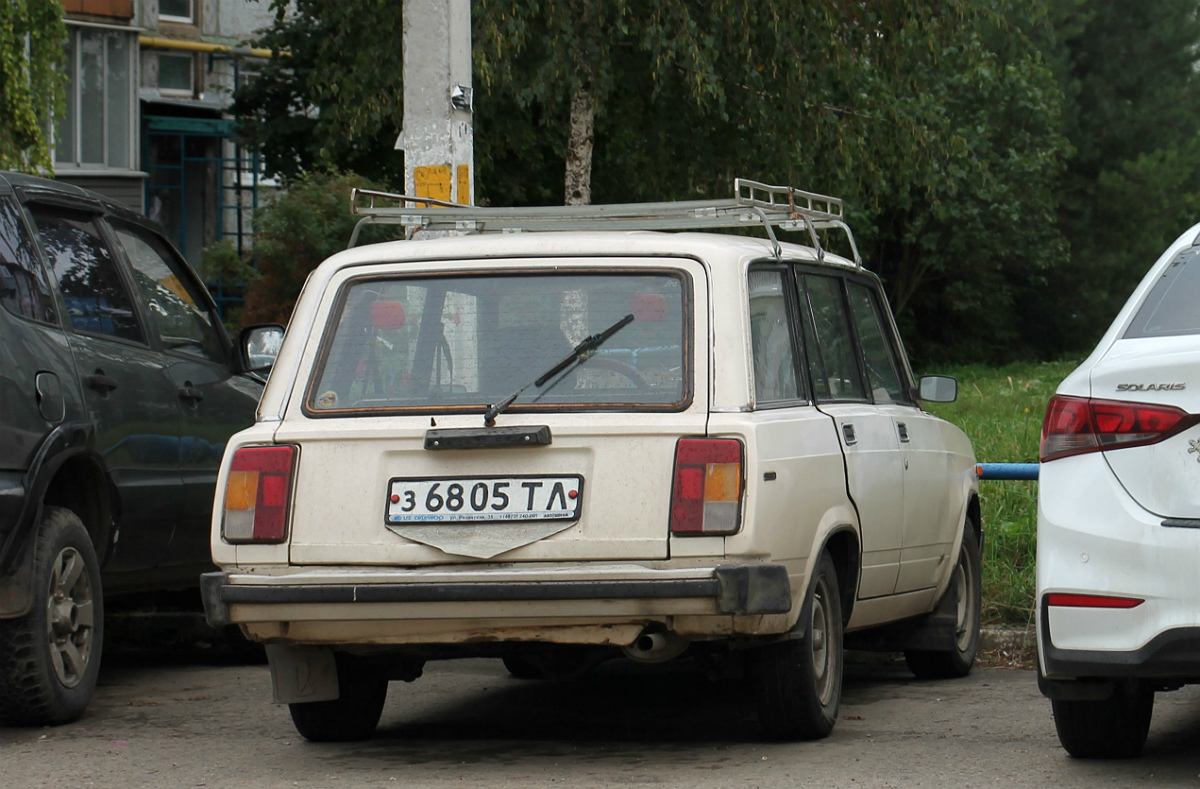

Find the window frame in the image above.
[
  {"left": 795, "top": 269, "right": 869, "bottom": 405},
  {"left": 108, "top": 217, "right": 230, "bottom": 365},
  {"left": 155, "top": 52, "right": 196, "bottom": 97},
  {"left": 26, "top": 202, "right": 149, "bottom": 347},
  {"left": 301, "top": 267, "right": 695, "bottom": 419},
  {"left": 843, "top": 278, "right": 913, "bottom": 406},
  {"left": 158, "top": 0, "right": 196, "bottom": 24},
  {"left": 55, "top": 23, "right": 139, "bottom": 172},
  {"left": 0, "top": 196, "right": 59, "bottom": 326},
  {"left": 746, "top": 261, "right": 810, "bottom": 410}
]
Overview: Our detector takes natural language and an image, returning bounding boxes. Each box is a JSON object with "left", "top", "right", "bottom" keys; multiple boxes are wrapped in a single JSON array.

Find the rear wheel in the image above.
[
  {"left": 905, "top": 521, "right": 981, "bottom": 679},
  {"left": 1052, "top": 680, "right": 1154, "bottom": 759},
  {"left": 288, "top": 655, "right": 388, "bottom": 742},
  {"left": 752, "top": 552, "right": 843, "bottom": 740},
  {"left": 0, "top": 506, "right": 104, "bottom": 726}
]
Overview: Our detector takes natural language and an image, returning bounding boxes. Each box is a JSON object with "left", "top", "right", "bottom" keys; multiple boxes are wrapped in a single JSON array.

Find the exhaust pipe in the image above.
[{"left": 622, "top": 628, "right": 688, "bottom": 663}]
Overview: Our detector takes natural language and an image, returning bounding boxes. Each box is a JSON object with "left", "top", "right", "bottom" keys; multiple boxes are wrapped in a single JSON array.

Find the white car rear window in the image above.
[
  {"left": 1126, "top": 248, "right": 1200, "bottom": 338},
  {"left": 306, "top": 271, "right": 689, "bottom": 414}
]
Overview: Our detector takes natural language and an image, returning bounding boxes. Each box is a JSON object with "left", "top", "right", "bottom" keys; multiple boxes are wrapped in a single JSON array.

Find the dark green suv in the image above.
[{"left": 0, "top": 171, "right": 269, "bottom": 725}]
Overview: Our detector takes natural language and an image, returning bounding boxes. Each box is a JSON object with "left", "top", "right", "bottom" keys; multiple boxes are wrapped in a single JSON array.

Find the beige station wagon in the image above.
[{"left": 202, "top": 180, "right": 981, "bottom": 742}]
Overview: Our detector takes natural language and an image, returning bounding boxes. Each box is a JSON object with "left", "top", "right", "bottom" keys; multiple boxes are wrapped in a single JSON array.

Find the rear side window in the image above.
[
  {"left": 1126, "top": 247, "right": 1200, "bottom": 338},
  {"left": 307, "top": 271, "right": 689, "bottom": 414},
  {"left": 0, "top": 198, "right": 56, "bottom": 324},
  {"left": 748, "top": 268, "right": 801, "bottom": 404},
  {"left": 30, "top": 205, "right": 143, "bottom": 344}
]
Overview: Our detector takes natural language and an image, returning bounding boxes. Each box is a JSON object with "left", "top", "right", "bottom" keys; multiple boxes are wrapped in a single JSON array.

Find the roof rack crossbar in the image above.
[{"left": 347, "top": 179, "right": 860, "bottom": 267}]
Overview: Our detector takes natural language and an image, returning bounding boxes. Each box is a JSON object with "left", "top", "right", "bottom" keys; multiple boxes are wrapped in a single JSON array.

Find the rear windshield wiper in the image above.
[{"left": 483, "top": 313, "right": 635, "bottom": 426}]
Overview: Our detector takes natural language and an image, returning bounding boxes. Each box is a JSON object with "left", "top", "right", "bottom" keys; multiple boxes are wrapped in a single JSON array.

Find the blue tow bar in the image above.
[{"left": 975, "top": 462, "right": 1039, "bottom": 481}]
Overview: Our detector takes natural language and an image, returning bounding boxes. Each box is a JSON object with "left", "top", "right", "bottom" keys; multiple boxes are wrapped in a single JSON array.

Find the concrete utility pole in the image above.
[{"left": 396, "top": 0, "right": 474, "bottom": 206}]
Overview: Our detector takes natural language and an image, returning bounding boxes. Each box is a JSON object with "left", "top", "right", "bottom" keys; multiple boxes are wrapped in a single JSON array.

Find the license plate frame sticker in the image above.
[{"left": 385, "top": 475, "right": 584, "bottom": 524}]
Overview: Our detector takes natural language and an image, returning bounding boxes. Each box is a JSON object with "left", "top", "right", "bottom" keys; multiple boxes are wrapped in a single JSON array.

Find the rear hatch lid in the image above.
[{"left": 280, "top": 257, "right": 709, "bottom": 564}]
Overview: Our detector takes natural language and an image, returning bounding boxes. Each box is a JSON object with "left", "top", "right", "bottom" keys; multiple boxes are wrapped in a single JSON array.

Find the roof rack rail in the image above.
[{"left": 347, "top": 177, "right": 861, "bottom": 268}]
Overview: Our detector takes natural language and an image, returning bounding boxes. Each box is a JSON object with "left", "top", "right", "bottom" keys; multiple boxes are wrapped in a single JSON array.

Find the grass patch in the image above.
[{"left": 923, "top": 359, "right": 1082, "bottom": 626}]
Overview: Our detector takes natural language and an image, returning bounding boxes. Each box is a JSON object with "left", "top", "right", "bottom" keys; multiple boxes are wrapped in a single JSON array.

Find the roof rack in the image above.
[{"left": 347, "top": 177, "right": 862, "bottom": 268}]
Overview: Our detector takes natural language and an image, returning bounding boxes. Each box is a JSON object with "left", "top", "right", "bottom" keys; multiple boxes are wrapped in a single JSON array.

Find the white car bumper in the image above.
[{"left": 1037, "top": 454, "right": 1200, "bottom": 681}]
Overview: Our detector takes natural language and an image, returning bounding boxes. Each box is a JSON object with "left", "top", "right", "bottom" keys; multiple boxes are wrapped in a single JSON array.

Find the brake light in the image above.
[
  {"left": 670, "top": 438, "right": 743, "bottom": 535},
  {"left": 1046, "top": 593, "right": 1144, "bottom": 609},
  {"left": 1039, "top": 395, "right": 1195, "bottom": 462},
  {"left": 222, "top": 445, "right": 296, "bottom": 543}
]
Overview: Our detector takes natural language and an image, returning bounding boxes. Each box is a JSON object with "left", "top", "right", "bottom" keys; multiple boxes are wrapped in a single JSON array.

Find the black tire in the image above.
[
  {"left": 752, "top": 552, "right": 844, "bottom": 741},
  {"left": 288, "top": 655, "right": 388, "bottom": 742},
  {"left": 905, "top": 521, "right": 982, "bottom": 680},
  {"left": 1051, "top": 680, "right": 1154, "bottom": 759},
  {"left": 0, "top": 506, "right": 104, "bottom": 726},
  {"left": 502, "top": 655, "right": 545, "bottom": 680}
]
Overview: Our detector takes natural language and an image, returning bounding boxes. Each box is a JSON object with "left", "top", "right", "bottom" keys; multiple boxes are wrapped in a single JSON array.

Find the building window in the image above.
[
  {"left": 55, "top": 26, "right": 136, "bottom": 170},
  {"left": 158, "top": 53, "right": 194, "bottom": 95},
  {"left": 159, "top": 0, "right": 194, "bottom": 23}
]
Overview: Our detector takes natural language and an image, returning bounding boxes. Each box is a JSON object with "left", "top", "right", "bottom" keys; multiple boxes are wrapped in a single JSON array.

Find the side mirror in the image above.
[
  {"left": 239, "top": 324, "right": 285, "bottom": 374},
  {"left": 918, "top": 375, "right": 958, "bottom": 403}
]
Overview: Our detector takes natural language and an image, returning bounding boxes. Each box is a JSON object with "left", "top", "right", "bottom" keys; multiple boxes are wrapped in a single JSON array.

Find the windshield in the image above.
[{"left": 306, "top": 270, "right": 689, "bottom": 414}]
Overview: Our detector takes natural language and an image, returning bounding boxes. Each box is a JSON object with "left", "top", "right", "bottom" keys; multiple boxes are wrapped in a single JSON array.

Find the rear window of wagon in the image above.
[{"left": 305, "top": 269, "right": 691, "bottom": 415}]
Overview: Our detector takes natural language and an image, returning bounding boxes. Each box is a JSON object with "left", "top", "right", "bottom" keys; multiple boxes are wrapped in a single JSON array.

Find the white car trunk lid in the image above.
[{"left": 1093, "top": 338, "right": 1200, "bottom": 518}]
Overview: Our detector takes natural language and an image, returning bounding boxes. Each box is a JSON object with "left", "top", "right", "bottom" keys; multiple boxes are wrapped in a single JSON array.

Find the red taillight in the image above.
[
  {"left": 1039, "top": 395, "right": 1195, "bottom": 462},
  {"left": 670, "top": 438, "right": 743, "bottom": 535},
  {"left": 1046, "top": 593, "right": 1144, "bottom": 609},
  {"left": 222, "top": 445, "right": 296, "bottom": 543}
]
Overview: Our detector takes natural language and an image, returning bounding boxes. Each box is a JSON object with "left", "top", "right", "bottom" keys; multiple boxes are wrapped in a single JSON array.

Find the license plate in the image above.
[{"left": 385, "top": 475, "right": 584, "bottom": 524}]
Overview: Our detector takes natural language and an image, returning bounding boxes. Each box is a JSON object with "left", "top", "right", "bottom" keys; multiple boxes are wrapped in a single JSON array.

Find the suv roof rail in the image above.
[{"left": 347, "top": 177, "right": 862, "bottom": 268}]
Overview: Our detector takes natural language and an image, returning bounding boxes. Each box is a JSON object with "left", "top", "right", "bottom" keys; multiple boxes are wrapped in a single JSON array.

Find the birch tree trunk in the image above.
[{"left": 564, "top": 79, "right": 596, "bottom": 206}]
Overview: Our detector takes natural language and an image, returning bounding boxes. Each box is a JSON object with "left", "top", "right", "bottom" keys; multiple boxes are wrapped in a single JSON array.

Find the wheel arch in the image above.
[
  {"left": 0, "top": 423, "right": 111, "bottom": 618},
  {"left": 819, "top": 526, "right": 860, "bottom": 627},
  {"left": 42, "top": 454, "right": 114, "bottom": 565}
]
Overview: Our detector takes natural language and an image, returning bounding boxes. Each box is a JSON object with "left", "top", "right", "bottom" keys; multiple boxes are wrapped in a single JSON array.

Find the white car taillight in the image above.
[
  {"left": 670, "top": 438, "right": 743, "bottom": 535},
  {"left": 1039, "top": 395, "right": 1196, "bottom": 462},
  {"left": 221, "top": 445, "right": 296, "bottom": 543}
]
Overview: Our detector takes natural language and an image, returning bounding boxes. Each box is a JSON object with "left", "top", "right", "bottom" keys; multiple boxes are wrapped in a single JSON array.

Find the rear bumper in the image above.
[
  {"left": 202, "top": 563, "right": 791, "bottom": 631},
  {"left": 1037, "top": 454, "right": 1200, "bottom": 686},
  {"left": 1041, "top": 621, "right": 1200, "bottom": 682}
]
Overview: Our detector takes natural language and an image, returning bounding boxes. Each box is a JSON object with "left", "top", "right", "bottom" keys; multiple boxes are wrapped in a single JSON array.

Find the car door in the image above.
[
  {"left": 797, "top": 272, "right": 905, "bottom": 599},
  {"left": 26, "top": 202, "right": 183, "bottom": 574},
  {"left": 110, "top": 219, "right": 260, "bottom": 572},
  {"left": 845, "top": 279, "right": 955, "bottom": 594}
]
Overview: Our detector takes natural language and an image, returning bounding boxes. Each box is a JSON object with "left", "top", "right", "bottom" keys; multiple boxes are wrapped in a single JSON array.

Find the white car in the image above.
[
  {"left": 1037, "top": 222, "right": 1200, "bottom": 758},
  {"left": 201, "top": 180, "right": 981, "bottom": 742}
]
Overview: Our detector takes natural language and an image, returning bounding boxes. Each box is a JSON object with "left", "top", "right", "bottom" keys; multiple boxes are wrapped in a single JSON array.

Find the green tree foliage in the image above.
[
  {"left": 0, "top": 0, "right": 66, "bottom": 172},
  {"left": 232, "top": 1, "right": 1069, "bottom": 363},
  {"left": 233, "top": 0, "right": 405, "bottom": 184},
  {"left": 475, "top": 0, "right": 1069, "bottom": 363},
  {"left": 1037, "top": 0, "right": 1200, "bottom": 352},
  {"left": 238, "top": 171, "right": 395, "bottom": 325}
]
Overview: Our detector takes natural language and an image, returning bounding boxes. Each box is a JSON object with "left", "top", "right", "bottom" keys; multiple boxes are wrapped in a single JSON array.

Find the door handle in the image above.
[
  {"left": 84, "top": 370, "right": 118, "bottom": 394},
  {"left": 897, "top": 422, "right": 910, "bottom": 442},
  {"left": 842, "top": 423, "right": 857, "bottom": 446},
  {"left": 177, "top": 384, "right": 205, "bottom": 404}
]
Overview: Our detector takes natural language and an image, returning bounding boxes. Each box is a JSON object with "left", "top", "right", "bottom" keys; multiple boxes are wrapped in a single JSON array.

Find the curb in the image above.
[{"left": 978, "top": 625, "right": 1036, "bottom": 668}]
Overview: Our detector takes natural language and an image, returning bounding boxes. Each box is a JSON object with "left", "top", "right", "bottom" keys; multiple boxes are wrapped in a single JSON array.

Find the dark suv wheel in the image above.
[{"left": 0, "top": 506, "right": 104, "bottom": 726}]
